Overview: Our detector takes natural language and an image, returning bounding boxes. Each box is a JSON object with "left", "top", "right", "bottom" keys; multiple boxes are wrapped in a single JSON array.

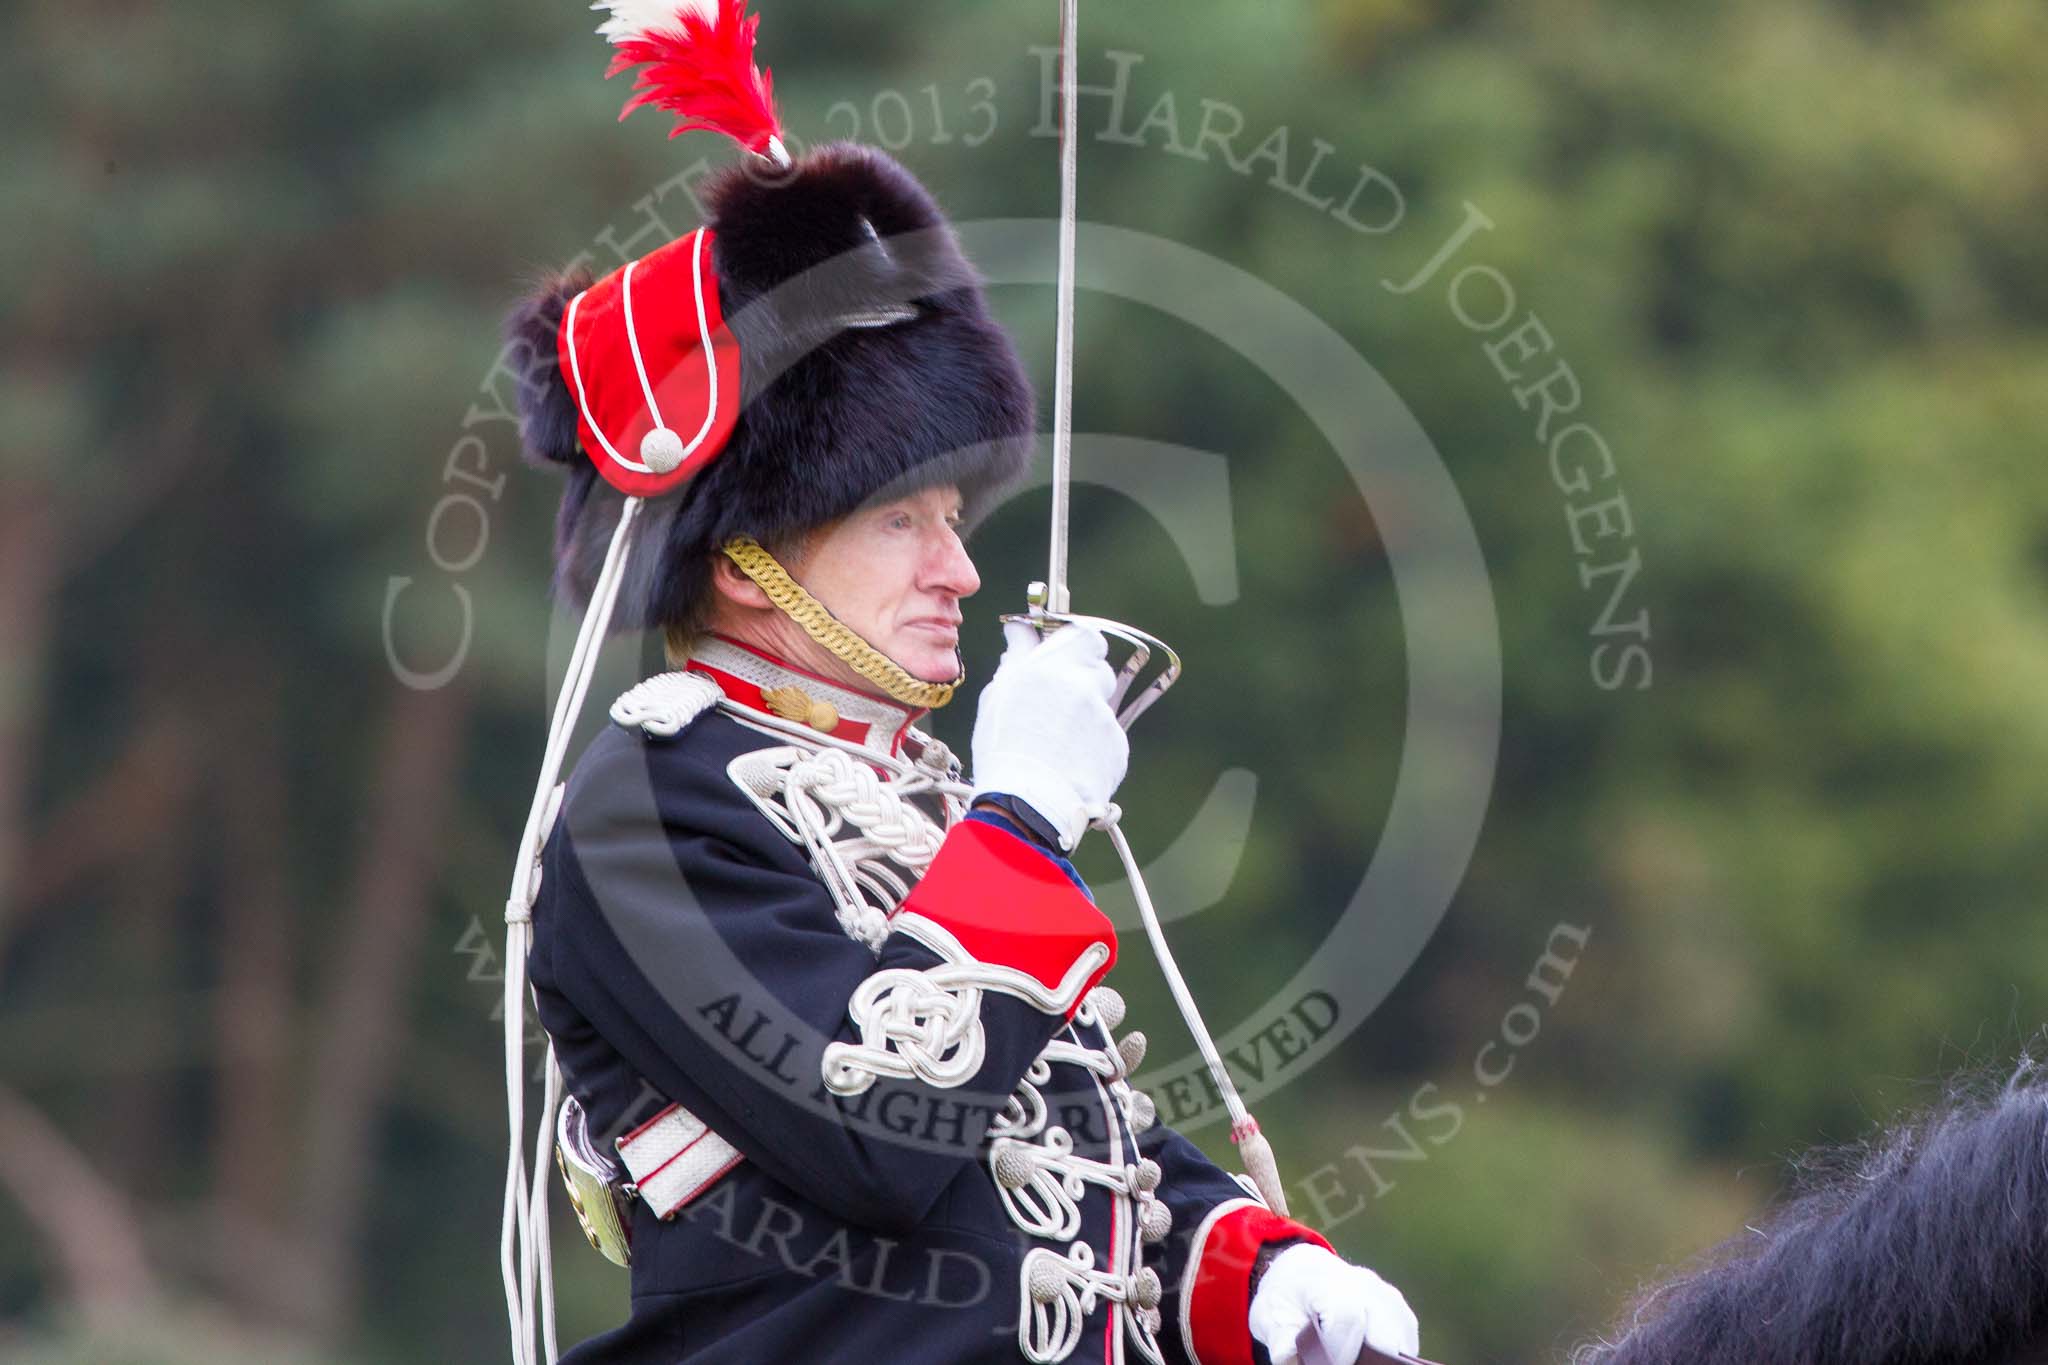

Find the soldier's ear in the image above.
[{"left": 709, "top": 553, "right": 777, "bottom": 613}]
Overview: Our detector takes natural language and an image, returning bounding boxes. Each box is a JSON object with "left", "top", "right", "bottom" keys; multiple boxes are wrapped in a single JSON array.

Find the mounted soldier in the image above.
[{"left": 497, "top": 4, "right": 1421, "bottom": 1363}]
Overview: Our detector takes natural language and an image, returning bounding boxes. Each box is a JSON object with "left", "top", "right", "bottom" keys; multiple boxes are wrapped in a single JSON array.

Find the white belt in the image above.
[
  {"left": 616, "top": 1101, "right": 746, "bottom": 1219},
  {"left": 557, "top": 1095, "right": 744, "bottom": 1268}
]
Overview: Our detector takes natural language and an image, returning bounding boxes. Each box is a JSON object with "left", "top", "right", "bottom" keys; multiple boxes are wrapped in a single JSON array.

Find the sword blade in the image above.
[{"left": 1046, "top": 0, "right": 1079, "bottom": 615}]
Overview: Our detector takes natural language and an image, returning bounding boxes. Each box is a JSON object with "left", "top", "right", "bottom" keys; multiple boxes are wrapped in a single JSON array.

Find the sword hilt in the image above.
[{"left": 1000, "top": 581, "right": 1182, "bottom": 730}]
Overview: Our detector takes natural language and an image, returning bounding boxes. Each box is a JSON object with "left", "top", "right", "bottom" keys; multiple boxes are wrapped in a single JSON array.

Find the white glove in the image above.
[
  {"left": 1248, "top": 1243, "right": 1420, "bottom": 1365},
  {"left": 969, "top": 621, "right": 1129, "bottom": 851}
]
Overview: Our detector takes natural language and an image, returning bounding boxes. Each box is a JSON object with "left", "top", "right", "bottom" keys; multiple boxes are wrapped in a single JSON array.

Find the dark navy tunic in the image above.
[{"left": 529, "top": 656, "right": 1321, "bottom": 1365}]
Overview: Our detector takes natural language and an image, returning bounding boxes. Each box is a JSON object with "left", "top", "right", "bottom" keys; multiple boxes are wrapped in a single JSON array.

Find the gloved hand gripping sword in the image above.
[
  {"left": 1006, "top": 0, "right": 1292, "bottom": 1221},
  {"left": 1023, "top": 12, "right": 1445, "bottom": 1365}
]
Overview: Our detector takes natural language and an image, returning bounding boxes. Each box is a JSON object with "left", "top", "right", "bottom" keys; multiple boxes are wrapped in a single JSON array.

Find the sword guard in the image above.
[{"left": 1002, "top": 582, "right": 1182, "bottom": 730}]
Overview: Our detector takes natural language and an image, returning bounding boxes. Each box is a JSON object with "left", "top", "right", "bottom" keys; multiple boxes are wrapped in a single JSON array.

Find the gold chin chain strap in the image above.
[{"left": 721, "top": 536, "right": 959, "bottom": 710}]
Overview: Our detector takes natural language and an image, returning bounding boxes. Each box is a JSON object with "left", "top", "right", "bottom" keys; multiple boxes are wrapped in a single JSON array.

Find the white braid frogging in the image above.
[
  {"left": 818, "top": 920, "right": 1111, "bottom": 1096},
  {"left": 555, "top": 660, "right": 1201, "bottom": 1365},
  {"left": 730, "top": 715, "right": 1173, "bottom": 1365},
  {"left": 733, "top": 733, "right": 1181, "bottom": 1365},
  {"left": 989, "top": 994, "right": 1171, "bottom": 1365},
  {"left": 728, "top": 744, "right": 948, "bottom": 949},
  {"left": 721, "top": 727, "right": 1040, "bottom": 1098},
  {"left": 1021, "top": 1242, "right": 1165, "bottom": 1365},
  {"left": 821, "top": 964, "right": 990, "bottom": 1094}
]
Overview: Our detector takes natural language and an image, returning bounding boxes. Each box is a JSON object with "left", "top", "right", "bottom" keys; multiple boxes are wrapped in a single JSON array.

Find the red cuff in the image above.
[
  {"left": 896, "top": 819, "right": 1116, "bottom": 1017},
  {"left": 1183, "top": 1201, "right": 1333, "bottom": 1365}
]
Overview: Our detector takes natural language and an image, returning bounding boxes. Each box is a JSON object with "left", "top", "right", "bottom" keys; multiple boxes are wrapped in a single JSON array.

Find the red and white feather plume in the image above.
[{"left": 594, "top": 0, "right": 785, "bottom": 162}]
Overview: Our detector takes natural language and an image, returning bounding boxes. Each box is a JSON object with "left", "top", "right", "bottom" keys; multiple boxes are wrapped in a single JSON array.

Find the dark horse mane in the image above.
[{"left": 1574, "top": 1063, "right": 2048, "bottom": 1365}]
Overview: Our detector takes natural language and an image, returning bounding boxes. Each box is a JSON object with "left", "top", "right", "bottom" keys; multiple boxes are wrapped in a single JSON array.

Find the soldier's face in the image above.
[{"left": 798, "top": 484, "right": 980, "bottom": 684}]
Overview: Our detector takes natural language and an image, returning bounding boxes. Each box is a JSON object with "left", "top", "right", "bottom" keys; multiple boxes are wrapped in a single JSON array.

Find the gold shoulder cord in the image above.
[{"left": 719, "top": 536, "right": 958, "bottom": 710}]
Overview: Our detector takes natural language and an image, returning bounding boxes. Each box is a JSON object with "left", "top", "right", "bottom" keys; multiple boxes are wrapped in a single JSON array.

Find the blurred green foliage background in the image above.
[{"left": 5, "top": 0, "right": 2047, "bottom": 1360}]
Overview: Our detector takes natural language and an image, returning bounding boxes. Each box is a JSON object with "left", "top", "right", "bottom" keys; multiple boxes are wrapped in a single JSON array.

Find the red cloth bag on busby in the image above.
[{"left": 506, "top": 1, "right": 1034, "bottom": 647}]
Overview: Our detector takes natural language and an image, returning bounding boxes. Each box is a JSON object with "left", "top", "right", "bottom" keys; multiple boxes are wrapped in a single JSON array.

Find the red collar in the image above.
[{"left": 685, "top": 635, "right": 927, "bottom": 757}]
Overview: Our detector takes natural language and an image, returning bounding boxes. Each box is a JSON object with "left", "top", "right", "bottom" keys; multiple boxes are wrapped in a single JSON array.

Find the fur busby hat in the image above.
[{"left": 509, "top": 2, "right": 1033, "bottom": 637}]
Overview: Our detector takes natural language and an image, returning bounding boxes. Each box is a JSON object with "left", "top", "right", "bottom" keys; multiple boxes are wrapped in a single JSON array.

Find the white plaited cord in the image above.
[
  {"left": 530, "top": 1049, "right": 564, "bottom": 1356},
  {"left": 503, "top": 495, "right": 645, "bottom": 1365},
  {"left": 725, "top": 703, "right": 967, "bottom": 799},
  {"left": 757, "top": 747, "right": 948, "bottom": 947}
]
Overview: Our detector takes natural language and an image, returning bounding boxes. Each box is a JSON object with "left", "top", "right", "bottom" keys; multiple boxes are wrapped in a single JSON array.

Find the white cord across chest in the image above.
[
  {"left": 725, "top": 709, "right": 1173, "bottom": 1365},
  {"left": 727, "top": 736, "right": 957, "bottom": 949}
]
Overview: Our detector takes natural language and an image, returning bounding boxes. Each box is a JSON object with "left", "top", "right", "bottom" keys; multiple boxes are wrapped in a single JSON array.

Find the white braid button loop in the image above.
[
  {"left": 987, "top": 1124, "right": 1159, "bottom": 1244},
  {"left": 1019, "top": 1244, "right": 1165, "bottom": 1365},
  {"left": 1077, "top": 985, "right": 1125, "bottom": 1032}
]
